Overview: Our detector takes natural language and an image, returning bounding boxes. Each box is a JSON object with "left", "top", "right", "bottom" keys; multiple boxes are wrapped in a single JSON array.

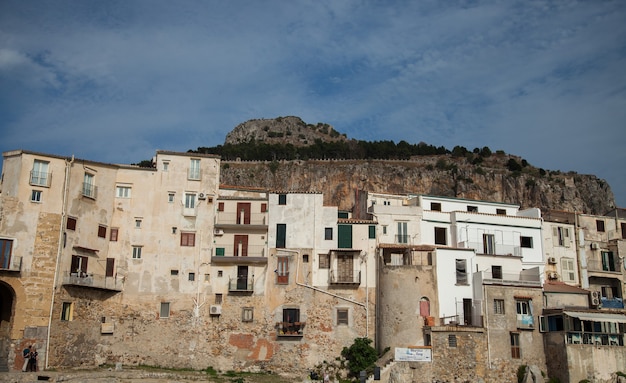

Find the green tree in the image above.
[{"left": 341, "top": 337, "right": 377, "bottom": 379}]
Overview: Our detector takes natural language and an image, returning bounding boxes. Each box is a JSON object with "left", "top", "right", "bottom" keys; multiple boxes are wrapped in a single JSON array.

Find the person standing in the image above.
[
  {"left": 21, "top": 345, "right": 30, "bottom": 372},
  {"left": 27, "top": 347, "right": 38, "bottom": 372}
]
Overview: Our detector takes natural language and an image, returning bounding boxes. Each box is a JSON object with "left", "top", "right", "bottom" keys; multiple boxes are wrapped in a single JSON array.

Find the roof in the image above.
[
  {"left": 378, "top": 244, "right": 435, "bottom": 251},
  {"left": 337, "top": 218, "right": 377, "bottom": 224},
  {"left": 543, "top": 281, "right": 590, "bottom": 295}
]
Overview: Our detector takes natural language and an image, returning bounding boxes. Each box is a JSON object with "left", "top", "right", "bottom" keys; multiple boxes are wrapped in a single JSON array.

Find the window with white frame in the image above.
[
  {"left": 188, "top": 159, "right": 201, "bottom": 180},
  {"left": 553, "top": 226, "right": 571, "bottom": 247},
  {"left": 168, "top": 192, "right": 175, "bottom": 203},
  {"left": 494, "top": 299, "right": 505, "bottom": 314},
  {"left": 116, "top": 185, "right": 131, "bottom": 198},
  {"left": 397, "top": 221, "right": 408, "bottom": 244},
  {"left": 132, "top": 246, "right": 142, "bottom": 259},
  {"left": 185, "top": 193, "right": 196, "bottom": 209},
  {"left": 483, "top": 234, "right": 495, "bottom": 254},
  {"left": 82, "top": 173, "right": 96, "bottom": 198},
  {"left": 162, "top": 161, "right": 169, "bottom": 172},
  {"left": 561, "top": 258, "right": 576, "bottom": 282},
  {"left": 30, "top": 160, "right": 50, "bottom": 187},
  {"left": 242, "top": 307, "right": 253, "bottom": 322},
  {"left": 337, "top": 308, "right": 349, "bottom": 325}
]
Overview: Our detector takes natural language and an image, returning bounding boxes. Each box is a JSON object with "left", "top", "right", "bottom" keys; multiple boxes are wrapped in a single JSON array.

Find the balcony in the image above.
[
  {"left": 601, "top": 297, "right": 625, "bottom": 309},
  {"left": 329, "top": 269, "right": 361, "bottom": 286},
  {"left": 62, "top": 272, "right": 123, "bottom": 292},
  {"left": 211, "top": 245, "right": 267, "bottom": 264},
  {"left": 29, "top": 171, "right": 51, "bottom": 187},
  {"left": 0, "top": 256, "right": 22, "bottom": 272},
  {"left": 82, "top": 183, "right": 98, "bottom": 199},
  {"left": 214, "top": 211, "right": 268, "bottom": 229},
  {"left": 475, "top": 270, "right": 541, "bottom": 287},
  {"left": 276, "top": 321, "right": 305, "bottom": 338},
  {"left": 459, "top": 241, "right": 521, "bottom": 257},
  {"left": 587, "top": 259, "right": 621, "bottom": 273},
  {"left": 228, "top": 276, "right": 254, "bottom": 293}
]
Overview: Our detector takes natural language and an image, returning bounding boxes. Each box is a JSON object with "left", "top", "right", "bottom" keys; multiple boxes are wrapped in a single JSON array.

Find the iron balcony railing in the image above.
[
  {"left": 63, "top": 272, "right": 123, "bottom": 291},
  {"left": 587, "top": 259, "right": 621, "bottom": 273},
  {"left": 459, "top": 241, "right": 522, "bottom": 257},
  {"left": 215, "top": 211, "right": 268, "bottom": 226},
  {"left": 29, "top": 171, "right": 51, "bottom": 187},
  {"left": 228, "top": 276, "right": 254, "bottom": 292},
  {"left": 477, "top": 271, "right": 541, "bottom": 287},
  {"left": 82, "top": 182, "right": 98, "bottom": 199},
  {"left": 329, "top": 269, "right": 361, "bottom": 285}
]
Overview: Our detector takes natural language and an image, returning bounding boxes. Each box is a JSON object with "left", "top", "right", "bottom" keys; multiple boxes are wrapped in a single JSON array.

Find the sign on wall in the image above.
[{"left": 394, "top": 347, "right": 432, "bottom": 362}]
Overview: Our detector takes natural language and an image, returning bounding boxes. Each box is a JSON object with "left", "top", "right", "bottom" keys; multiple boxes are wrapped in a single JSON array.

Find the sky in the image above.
[{"left": 1, "top": 1, "right": 625, "bottom": 207}]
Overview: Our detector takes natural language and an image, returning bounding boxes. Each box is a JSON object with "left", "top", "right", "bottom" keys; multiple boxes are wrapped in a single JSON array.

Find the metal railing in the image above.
[
  {"left": 29, "top": 171, "right": 51, "bottom": 187},
  {"left": 329, "top": 269, "right": 361, "bottom": 284},
  {"left": 63, "top": 273, "right": 123, "bottom": 291},
  {"left": 587, "top": 259, "right": 621, "bottom": 273},
  {"left": 477, "top": 271, "right": 541, "bottom": 287},
  {"left": 215, "top": 211, "right": 267, "bottom": 226},
  {"left": 82, "top": 183, "right": 98, "bottom": 199},
  {"left": 460, "top": 241, "right": 522, "bottom": 257},
  {"left": 228, "top": 276, "right": 254, "bottom": 292}
]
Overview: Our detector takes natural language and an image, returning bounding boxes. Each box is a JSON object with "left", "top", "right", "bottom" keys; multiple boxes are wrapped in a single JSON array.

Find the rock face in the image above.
[{"left": 219, "top": 118, "right": 616, "bottom": 215}]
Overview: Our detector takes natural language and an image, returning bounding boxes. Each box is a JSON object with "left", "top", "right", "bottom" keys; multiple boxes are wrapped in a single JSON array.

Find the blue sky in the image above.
[{"left": 1, "top": 1, "right": 625, "bottom": 207}]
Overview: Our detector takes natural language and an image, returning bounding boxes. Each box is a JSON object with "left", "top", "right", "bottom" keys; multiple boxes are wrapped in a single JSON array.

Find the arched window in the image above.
[{"left": 419, "top": 297, "right": 430, "bottom": 317}]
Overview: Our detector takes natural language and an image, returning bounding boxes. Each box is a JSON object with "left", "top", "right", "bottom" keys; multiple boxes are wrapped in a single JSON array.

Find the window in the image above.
[
  {"left": 276, "top": 224, "right": 286, "bottom": 248},
  {"left": 215, "top": 293, "right": 223, "bottom": 304},
  {"left": 132, "top": 246, "right": 142, "bottom": 259},
  {"left": 337, "top": 308, "right": 349, "bottom": 325},
  {"left": 561, "top": 258, "right": 576, "bottom": 282},
  {"left": 448, "top": 334, "right": 457, "bottom": 347},
  {"left": 596, "top": 220, "right": 605, "bottom": 233},
  {"left": 338, "top": 225, "right": 353, "bottom": 248},
  {"left": 135, "top": 219, "right": 142, "bottom": 228},
  {"left": 483, "top": 234, "right": 495, "bottom": 254},
  {"left": 261, "top": 203, "right": 267, "bottom": 212},
  {"left": 456, "top": 259, "right": 468, "bottom": 284},
  {"left": 188, "top": 158, "right": 201, "bottom": 180},
  {"left": 162, "top": 161, "right": 169, "bottom": 171},
  {"left": 171, "top": 270, "right": 179, "bottom": 276},
  {"left": 215, "top": 247, "right": 225, "bottom": 256},
  {"left": 110, "top": 228, "right": 118, "bottom": 242},
  {"left": 431, "top": 202, "right": 441, "bottom": 211},
  {"left": 277, "top": 256, "right": 289, "bottom": 284},
  {"left": 116, "top": 186, "right": 131, "bottom": 198},
  {"left": 242, "top": 307, "right": 254, "bottom": 322},
  {"left": 553, "top": 226, "right": 570, "bottom": 247},
  {"left": 434, "top": 227, "right": 447, "bottom": 245},
  {"left": 0, "top": 239, "right": 14, "bottom": 269},
  {"left": 397, "top": 222, "right": 408, "bottom": 244},
  {"left": 601, "top": 251, "right": 616, "bottom": 271},
  {"left": 302, "top": 254, "right": 309, "bottom": 263},
  {"left": 236, "top": 202, "right": 251, "bottom": 224},
  {"left": 31, "top": 190, "right": 42, "bottom": 202},
  {"left": 520, "top": 236, "right": 533, "bottom": 248},
  {"left": 325, "top": 228, "right": 333, "bottom": 240},
  {"left": 61, "top": 302, "right": 73, "bottom": 321},
  {"left": 283, "top": 308, "right": 300, "bottom": 323},
  {"left": 160, "top": 302, "right": 170, "bottom": 318},
  {"left": 516, "top": 300, "right": 531, "bottom": 315},
  {"left": 98, "top": 225, "right": 107, "bottom": 238},
  {"left": 496, "top": 208, "right": 506, "bottom": 215},
  {"left": 234, "top": 235, "right": 248, "bottom": 256},
  {"left": 83, "top": 173, "right": 96, "bottom": 198},
  {"left": 106, "top": 258, "right": 115, "bottom": 277},
  {"left": 510, "top": 333, "right": 520, "bottom": 358},
  {"left": 278, "top": 194, "right": 287, "bottom": 205},
  {"left": 494, "top": 299, "right": 505, "bottom": 314},
  {"left": 369, "top": 225, "right": 376, "bottom": 239},
  {"left": 516, "top": 299, "right": 534, "bottom": 328},
  {"left": 319, "top": 254, "right": 330, "bottom": 269},
  {"left": 217, "top": 270, "right": 223, "bottom": 277},
  {"left": 71, "top": 255, "right": 88, "bottom": 275},
  {"left": 181, "top": 232, "right": 196, "bottom": 247},
  {"left": 467, "top": 205, "right": 478, "bottom": 212},
  {"left": 168, "top": 192, "right": 175, "bottom": 203},
  {"left": 185, "top": 193, "right": 196, "bottom": 209},
  {"left": 492, "top": 265, "right": 502, "bottom": 279},
  {"left": 218, "top": 202, "right": 225, "bottom": 211},
  {"left": 382, "top": 225, "right": 387, "bottom": 235},
  {"left": 188, "top": 272, "right": 195, "bottom": 281},
  {"left": 30, "top": 160, "right": 50, "bottom": 187},
  {"left": 67, "top": 217, "right": 77, "bottom": 231}
]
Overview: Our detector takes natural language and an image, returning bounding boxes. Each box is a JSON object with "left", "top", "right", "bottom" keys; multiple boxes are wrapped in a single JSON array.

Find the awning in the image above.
[
  {"left": 564, "top": 311, "right": 626, "bottom": 323},
  {"left": 73, "top": 246, "right": 99, "bottom": 256}
]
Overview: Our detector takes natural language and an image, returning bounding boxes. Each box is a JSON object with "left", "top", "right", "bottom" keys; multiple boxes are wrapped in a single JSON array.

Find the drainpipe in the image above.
[
  {"left": 46, "top": 155, "right": 73, "bottom": 369},
  {"left": 575, "top": 212, "right": 589, "bottom": 289},
  {"left": 483, "top": 283, "right": 491, "bottom": 369}
]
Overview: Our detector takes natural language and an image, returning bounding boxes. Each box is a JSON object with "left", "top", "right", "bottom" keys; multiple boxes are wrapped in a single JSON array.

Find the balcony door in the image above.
[
  {"left": 237, "top": 266, "right": 249, "bottom": 290},
  {"left": 337, "top": 253, "right": 354, "bottom": 282},
  {"left": 236, "top": 203, "right": 251, "bottom": 224},
  {"left": 234, "top": 235, "right": 248, "bottom": 257}
]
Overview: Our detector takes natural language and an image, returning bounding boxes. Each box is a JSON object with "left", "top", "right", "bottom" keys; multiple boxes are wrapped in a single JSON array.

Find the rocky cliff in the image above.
[{"left": 216, "top": 117, "right": 615, "bottom": 214}]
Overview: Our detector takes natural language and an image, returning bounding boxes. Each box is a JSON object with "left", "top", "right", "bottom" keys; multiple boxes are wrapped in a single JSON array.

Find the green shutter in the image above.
[
  {"left": 369, "top": 225, "right": 376, "bottom": 239},
  {"left": 338, "top": 225, "right": 352, "bottom": 248},
  {"left": 216, "top": 248, "right": 225, "bottom": 256},
  {"left": 276, "top": 224, "right": 286, "bottom": 248}
]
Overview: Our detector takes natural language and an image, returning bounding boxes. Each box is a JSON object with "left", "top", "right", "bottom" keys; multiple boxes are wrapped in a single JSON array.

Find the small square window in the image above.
[
  {"left": 325, "top": 228, "right": 333, "bottom": 240},
  {"left": 132, "top": 246, "right": 142, "bottom": 259},
  {"left": 215, "top": 293, "right": 223, "bottom": 304},
  {"left": 261, "top": 203, "right": 267, "bottom": 212},
  {"left": 31, "top": 190, "right": 42, "bottom": 202},
  {"left": 188, "top": 272, "right": 195, "bottom": 281},
  {"left": 242, "top": 307, "right": 253, "bottom": 322},
  {"left": 217, "top": 270, "right": 223, "bottom": 277},
  {"left": 171, "top": 270, "right": 179, "bottom": 276},
  {"left": 596, "top": 220, "right": 605, "bottom": 232},
  {"left": 204, "top": 274, "right": 210, "bottom": 282},
  {"left": 160, "top": 302, "right": 170, "bottom": 319},
  {"left": 67, "top": 217, "right": 77, "bottom": 231},
  {"left": 162, "top": 161, "right": 169, "bottom": 172},
  {"left": 448, "top": 334, "right": 457, "bottom": 347},
  {"left": 520, "top": 236, "right": 533, "bottom": 248},
  {"left": 319, "top": 254, "right": 330, "bottom": 269},
  {"left": 337, "top": 308, "right": 349, "bottom": 325},
  {"left": 110, "top": 228, "right": 119, "bottom": 242},
  {"left": 168, "top": 193, "right": 175, "bottom": 203},
  {"left": 61, "top": 302, "right": 73, "bottom": 321},
  {"left": 181, "top": 232, "right": 196, "bottom": 247},
  {"left": 116, "top": 186, "right": 131, "bottom": 198},
  {"left": 218, "top": 202, "right": 225, "bottom": 211},
  {"left": 98, "top": 225, "right": 107, "bottom": 238},
  {"left": 496, "top": 209, "right": 506, "bottom": 215},
  {"left": 278, "top": 194, "right": 287, "bottom": 205},
  {"left": 431, "top": 202, "right": 442, "bottom": 211},
  {"left": 467, "top": 205, "right": 478, "bottom": 212},
  {"left": 135, "top": 219, "right": 142, "bottom": 228}
]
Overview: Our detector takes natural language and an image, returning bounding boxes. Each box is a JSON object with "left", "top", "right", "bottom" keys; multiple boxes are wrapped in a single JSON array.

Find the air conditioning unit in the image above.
[
  {"left": 214, "top": 229, "right": 224, "bottom": 236},
  {"left": 590, "top": 291, "right": 601, "bottom": 307},
  {"left": 198, "top": 193, "right": 207, "bottom": 200},
  {"left": 210, "top": 305, "right": 222, "bottom": 315},
  {"left": 548, "top": 257, "right": 557, "bottom": 264},
  {"left": 548, "top": 272, "right": 558, "bottom": 280},
  {"left": 590, "top": 243, "right": 599, "bottom": 250}
]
